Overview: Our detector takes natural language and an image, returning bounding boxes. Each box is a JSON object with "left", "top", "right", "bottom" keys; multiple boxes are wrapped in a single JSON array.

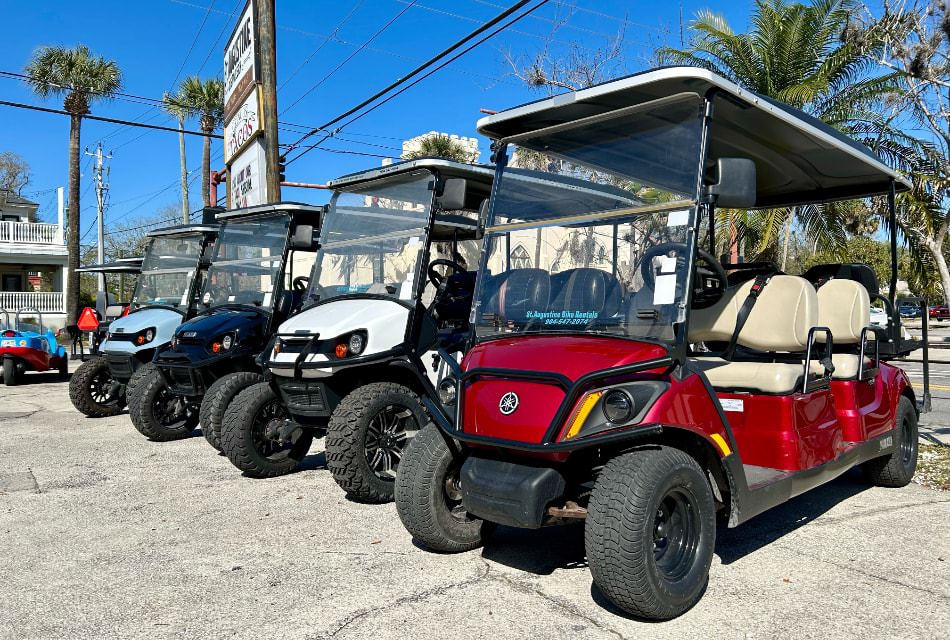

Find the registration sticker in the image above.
[
  {"left": 667, "top": 210, "right": 690, "bottom": 226},
  {"left": 720, "top": 398, "right": 744, "bottom": 412}
]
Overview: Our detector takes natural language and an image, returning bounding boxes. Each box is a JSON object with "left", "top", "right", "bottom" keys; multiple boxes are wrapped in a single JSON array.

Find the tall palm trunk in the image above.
[
  {"left": 66, "top": 114, "right": 81, "bottom": 325},
  {"left": 201, "top": 129, "right": 211, "bottom": 208},
  {"left": 177, "top": 114, "right": 189, "bottom": 223}
]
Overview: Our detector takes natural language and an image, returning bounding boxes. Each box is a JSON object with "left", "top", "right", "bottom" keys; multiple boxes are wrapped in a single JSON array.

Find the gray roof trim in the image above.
[
  {"left": 147, "top": 223, "right": 220, "bottom": 238},
  {"left": 214, "top": 202, "right": 325, "bottom": 221},
  {"left": 326, "top": 158, "right": 496, "bottom": 189}
]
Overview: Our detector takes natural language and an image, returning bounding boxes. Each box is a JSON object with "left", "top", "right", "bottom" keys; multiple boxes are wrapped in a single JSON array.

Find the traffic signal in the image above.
[{"left": 278, "top": 155, "right": 286, "bottom": 183}]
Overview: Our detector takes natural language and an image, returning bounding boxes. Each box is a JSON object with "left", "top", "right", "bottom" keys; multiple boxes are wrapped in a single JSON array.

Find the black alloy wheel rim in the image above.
[
  {"left": 152, "top": 387, "right": 189, "bottom": 428},
  {"left": 251, "top": 399, "right": 293, "bottom": 460},
  {"left": 364, "top": 404, "right": 416, "bottom": 481},
  {"left": 652, "top": 488, "right": 701, "bottom": 582},
  {"left": 443, "top": 467, "right": 473, "bottom": 524},
  {"left": 90, "top": 370, "right": 119, "bottom": 406},
  {"left": 899, "top": 414, "right": 915, "bottom": 466}
]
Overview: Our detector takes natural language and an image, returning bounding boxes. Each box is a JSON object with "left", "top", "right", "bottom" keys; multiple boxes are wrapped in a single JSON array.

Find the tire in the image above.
[
  {"left": 125, "top": 362, "right": 154, "bottom": 408},
  {"left": 69, "top": 357, "right": 124, "bottom": 418},
  {"left": 220, "top": 382, "right": 313, "bottom": 477},
  {"left": 3, "top": 359, "right": 16, "bottom": 386},
  {"left": 326, "top": 382, "right": 426, "bottom": 503},
  {"left": 394, "top": 423, "right": 492, "bottom": 552},
  {"left": 129, "top": 367, "right": 198, "bottom": 441},
  {"left": 199, "top": 372, "right": 264, "bottom": 451},
  {"left": 862, "top": 396, "right": 918, "bottom": 487},
  {"left": 586, "top": 446, "right": 715, "bottom": 621}
]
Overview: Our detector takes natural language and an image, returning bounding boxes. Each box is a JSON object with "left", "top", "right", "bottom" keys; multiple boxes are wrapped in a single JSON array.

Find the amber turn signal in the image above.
[
  {"left": 211, "top": 342, "right": 222, "bottom": 353},
  {"left": 136, "top": 335, "right": 145, "bottom": 345},
  {"left": 335, "top": 343, "right": 348, "bottom": 358}
]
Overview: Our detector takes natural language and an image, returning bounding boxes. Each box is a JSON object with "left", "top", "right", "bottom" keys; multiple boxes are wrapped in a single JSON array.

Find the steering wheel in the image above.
[
  {"left": 639, "top": 242, "right": 727, "bottom": 310},
  {"left": 428, "top": 259, "right": 474, "bottom": 291},
  {"left": 292, "top": 276, "right": 310, "bottom": 292}
]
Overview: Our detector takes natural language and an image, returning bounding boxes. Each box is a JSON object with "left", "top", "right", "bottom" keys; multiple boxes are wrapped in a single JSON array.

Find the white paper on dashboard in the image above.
[
  {"left": 653, "top": 274, "right": 677, "bottom": 304},
  {"left": 659, "top": 256, "right": 677, "bottom": 274},
  {"left": 407, "top": 236, "right": 421, "bottom": 246},
  {"left": 227, "top": 295, "right": 236, "bottom": 302},
  {"left": 180, "top": 293, "right": 189, "bottom": 307},
  {"left": 398, "top": 280, "right": 413, "bottom": 300},
  {"left": 262, "top": 292, "right": 272, "bottom": 307},
  {"left": 667, "top": 210, "right": 689, "bottom": 226}
]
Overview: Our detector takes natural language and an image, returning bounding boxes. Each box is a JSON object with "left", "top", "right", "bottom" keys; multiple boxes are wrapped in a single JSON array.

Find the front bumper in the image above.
[
  {"left": 273, "top": 378, "right": 341, "bottom": 418},
  {"left": 460, "top": 456, "right": 566, "bottom": 529}
]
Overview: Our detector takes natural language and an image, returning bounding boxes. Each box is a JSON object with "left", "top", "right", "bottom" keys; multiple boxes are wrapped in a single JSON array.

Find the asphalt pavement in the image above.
[{"left": 0, "top": 372, "right": 948, "bottom": 640}]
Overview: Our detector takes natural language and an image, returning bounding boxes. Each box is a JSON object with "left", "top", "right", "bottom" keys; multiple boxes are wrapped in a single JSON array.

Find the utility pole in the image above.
[
  {"left": 85, "top": 143, "right": 112, "bottom": 291},
  {"left": 257, "top": 0, "right": 281, "bottom": 202}
]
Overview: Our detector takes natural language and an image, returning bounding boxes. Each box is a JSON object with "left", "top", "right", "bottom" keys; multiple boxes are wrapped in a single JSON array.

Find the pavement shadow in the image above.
[
  {"left": 481, "top": 522, "right": 588, "bottom": 575},
  {"left": 715, "top": 468, "right": 871, "bottom": 564},
  {"left": 297, "top": 450, "right": 328, "bottom": 472},
  {"left": 11, "top": 371, "right": 70, "bottom": 385}
]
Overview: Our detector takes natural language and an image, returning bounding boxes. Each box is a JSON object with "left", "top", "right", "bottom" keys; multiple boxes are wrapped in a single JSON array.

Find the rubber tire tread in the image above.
[
  {"left": 394, "top": 423, "right": 491, "bottom": 552},
  {"left": 199, "top": 372, "right": 264, "bottom": 451},
  {"left": 220, "top": 382, "right": 313, "bottom": 477},
  {"left": 3, "top": 359, "right": 15, "bottom": 386},
  {"left": 586, "top": 446, "right": 715, "bottom": 621},
  {"left": 862, "top": 396, "right": 918, "bottom": 487},
  {"left": 129, "top": 368, "right": 196, "bottom": 441},
  {"left": 326, "top": 382, "right": 426, "bottom": 504},
  {"left": 124, "top": 362, "right": 156, "bottom": 416},
  {"left": 69, "top": 357, "right": 123, "bottom": 417}
]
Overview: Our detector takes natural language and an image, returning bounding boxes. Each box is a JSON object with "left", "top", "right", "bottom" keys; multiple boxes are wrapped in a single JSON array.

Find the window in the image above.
[{"left": 510, "top": 244, "right": 531, "bottom": 269}]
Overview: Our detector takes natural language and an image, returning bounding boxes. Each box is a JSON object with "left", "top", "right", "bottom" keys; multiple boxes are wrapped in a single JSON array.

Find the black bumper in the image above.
[
  {"left": 104, "top": 353, "right": 141, "bottom": 384},
  {"left": 274, "top": 377, "right": 340, "bottom": 418},
  {"left": 460, "top": 457, "right": 566, "bottom": 529}
]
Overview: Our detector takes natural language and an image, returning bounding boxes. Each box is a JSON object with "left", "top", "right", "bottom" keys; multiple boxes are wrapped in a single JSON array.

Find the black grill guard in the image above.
[
  {"left": 274, "top": 377, "right": 336, "bottom": 418},
  {"left": 104, "top": 353, "right": 139, "bottom": 384}
]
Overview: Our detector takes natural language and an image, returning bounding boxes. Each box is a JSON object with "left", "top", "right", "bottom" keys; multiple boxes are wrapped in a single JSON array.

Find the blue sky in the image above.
[{"left": 0, "top": 0, "right": 753, "bottom": 246}]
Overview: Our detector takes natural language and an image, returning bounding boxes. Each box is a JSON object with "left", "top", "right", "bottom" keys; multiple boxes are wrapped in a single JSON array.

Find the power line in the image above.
[
  {"left": 168, "top": 0, "right": 217, "bottom": 90},
  {"left": 280, "top": 0, "right": 420, "bottom": 116},
  {"left": 194, "top": 0, "right": 246, "bottom": 75},
  {"left": 278, "top": 0, "right": 366, "bottom": 93}
]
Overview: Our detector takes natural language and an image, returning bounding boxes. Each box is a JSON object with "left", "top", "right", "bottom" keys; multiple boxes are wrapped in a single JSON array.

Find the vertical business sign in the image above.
[{"left": 223, "top": 0, "right": 267, "bottom": 207}]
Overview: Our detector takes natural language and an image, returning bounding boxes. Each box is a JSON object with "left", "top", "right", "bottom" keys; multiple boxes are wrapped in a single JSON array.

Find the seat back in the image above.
[
  {"left": 815, "top": 279, "right": 869, "bottom": 344},
  {"left": 549, "top": 268, "right": 622, "bottom": 318},
  {"left": 689, "top": 275, "right": 818, "bottom": 352},
  {"left": 489, "top": 268, "right": 550, "bottom": 322}
]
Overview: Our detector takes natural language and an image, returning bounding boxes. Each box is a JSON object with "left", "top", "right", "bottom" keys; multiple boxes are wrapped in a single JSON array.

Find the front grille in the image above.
[
  {"left": 165, "top": 366, "right": 198, "bottom": 395},
  {"left": 278, "top": 338, "right": 312, "bottom": 354},
  {"left": 105, "top": 355, "right": 135, "bottom": 381},
  {"left": 278, "top": 380, "right": 326, "bottom": 413}
]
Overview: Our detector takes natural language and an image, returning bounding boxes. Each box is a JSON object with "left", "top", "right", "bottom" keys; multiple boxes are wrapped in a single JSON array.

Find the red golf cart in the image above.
[{"left": 394, "top": 67, "right": 930, "bottom": 620}]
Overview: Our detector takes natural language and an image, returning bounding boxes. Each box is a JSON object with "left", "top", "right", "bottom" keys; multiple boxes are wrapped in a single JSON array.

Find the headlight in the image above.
[
  {"left": 211, "top": 333, "right": 234, "bottom": 354},
  {"left": 560, "top": 381, "right": 669, "bottom": 441},
  {"left": 222, "top": 334, "right": 233, "bottom": 350},
  {"left": 348, "top": 333, "right": 365, "bottom": 355},
  {"left": 603, "top": 390, "right": 634, "bottom": 423},
  {"left": 334, "top": 331, "right": 367, "bottom": 359},
  {"left": 438, "top": 377, "right": 457, "bottom": 406},
  {"left": 136, "top": 327, "right": 157, "bottom": 346}
]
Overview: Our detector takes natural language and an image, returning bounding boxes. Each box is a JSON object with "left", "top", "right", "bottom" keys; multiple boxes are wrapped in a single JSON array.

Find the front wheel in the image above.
[
  {"left": 220, "top": 382, "right": 313, "bottom": 477},
  {"left": 862, "top": 396, "right": 918, "bottom": 487},
  {"left": 394, "top": 423, "right": 492, "bottom": 552},
  {"left": 586, "top": 446, "right": 715, "bottom": 621},
  {"left": 199, "top": 371, "right": 264, "bottom": 451},
  {"left": 326, "top": 382, "right": 425, "bottom": 503},
  {"left": 3, "top": 358, "right": 17, "bottom": 386},
  {"left": 129, "top": 368, "right": 198, "bottom": 441},
  {"left": 69, "top": 357, "right": 124, "bottom": 417}
]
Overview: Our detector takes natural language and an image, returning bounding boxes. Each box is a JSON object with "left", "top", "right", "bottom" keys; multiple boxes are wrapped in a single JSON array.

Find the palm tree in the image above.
[
  {"left": 162, "top": 91, "right": 190, "bottom": 223},
  {"left": 176, "top": 76, "right": 224, "bottom": 208},
  {"left": 658, "top": 0, "right": 900, "bottom": 261},
  {"left": 25, "top": 45, "right": 121, "bottom": 325},
  {"left": 403, "top": 134, "right": 475, "bottom": 163}
]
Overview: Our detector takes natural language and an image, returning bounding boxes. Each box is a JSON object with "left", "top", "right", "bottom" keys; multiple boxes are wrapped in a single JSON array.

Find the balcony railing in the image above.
[
  {"left": 0, "top": 291, "right": 65, "bottom": 314},
  {"left": 0, "top": 221, "right": 62, "bottom": 245}
]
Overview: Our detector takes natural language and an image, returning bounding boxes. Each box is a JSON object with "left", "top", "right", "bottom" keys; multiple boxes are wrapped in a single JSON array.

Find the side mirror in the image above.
[
  {"left": 709, "top": 158, "right": 756, "bottom": 209},
  {"left": 437, "top": 178, "right": 467, "bottom": 211},
  {"left": 290, "top": 224, "right": 317, "bottom": 250}
]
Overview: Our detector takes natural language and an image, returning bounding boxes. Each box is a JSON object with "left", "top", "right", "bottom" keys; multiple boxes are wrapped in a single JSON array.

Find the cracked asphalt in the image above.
[{"left": 1, "top": 374, "right": 948, "bottom": 639}]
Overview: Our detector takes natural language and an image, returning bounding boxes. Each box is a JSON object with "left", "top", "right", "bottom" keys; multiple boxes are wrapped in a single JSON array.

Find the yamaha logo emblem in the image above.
[{"left": 499, "top": 392, "right": 519, "bottom": 415}]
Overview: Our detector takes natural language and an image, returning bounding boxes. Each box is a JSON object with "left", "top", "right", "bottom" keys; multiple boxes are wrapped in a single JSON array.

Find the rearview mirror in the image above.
[
  {"left": 290, "top": 224, "right": 317, "bottom": 250},
  {"left": 709, "top": 158, "right": 756, "bottom": 209},
  {"left": 437, "top": 178, "right": 467, "bottom": 211}
]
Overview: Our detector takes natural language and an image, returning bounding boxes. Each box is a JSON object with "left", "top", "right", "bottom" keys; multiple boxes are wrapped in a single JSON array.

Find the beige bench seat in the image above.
[{"left": 692, "top": 357, "right": 808, "bottom": 394}]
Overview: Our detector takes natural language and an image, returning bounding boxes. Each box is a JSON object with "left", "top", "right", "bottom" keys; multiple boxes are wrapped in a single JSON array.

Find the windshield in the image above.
[
  {"left": 474, "top": 94, "right": 704, "bottom": 343},
  {"left": 201, "top": 214, "right": 289, "bottom": 309},
  {"left": 309, "top": 171, "right": 432, "bottom": 302},
  {"left": 130, "top": 235, "right": 204, "bottom": 310}
]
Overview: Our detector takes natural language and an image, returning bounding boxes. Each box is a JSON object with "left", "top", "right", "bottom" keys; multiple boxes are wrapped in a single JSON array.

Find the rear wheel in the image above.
[
  {"left": 220, "top": 382, "right": 313, "bottom": 477},
  {"left": 862, "top": 396, "right": 918, "bottom": 487},
  {"left": 586, "top": 446, "right": 715, "bottom": 621},
  {"left": 69, "top": 357, "right": 124, "bottom": 417},
  {"left": 129, "top": 368, "right": 198, "bottom": 441},
  {"left": 394, "top": 423, "right": 492, "bottom": 552},
  {"left": 199, "top": 372, "right": 265, "bottom": 451},
  {"left": 326, "top": 382, "right": 424, "bottom": 503},
  {"left": 3, "top": 358, "right": 17, "bottom": 386}
]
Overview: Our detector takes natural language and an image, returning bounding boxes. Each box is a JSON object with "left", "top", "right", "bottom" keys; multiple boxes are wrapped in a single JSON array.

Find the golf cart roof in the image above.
[
  {"left": 215, "top": 202, "right": 324, "bottom": 223},
  {"left": 147, "top": 223, "right": 220, "bottom": 238},
  {"left": 76, "top": 256, "right": 144, "bottom": 274},
  {"left": 477, "top": 67, "right": 910, "bottom": 208}
]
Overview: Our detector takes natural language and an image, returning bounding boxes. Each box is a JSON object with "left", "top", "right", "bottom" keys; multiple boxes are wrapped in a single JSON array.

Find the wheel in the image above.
[
  {"left": 125, "top": 362, "right": 154, "bottom": 406},
  {"left": 58, "top": 354, "right": 68, "bottom": 379},
  {"left": 68, "top": 357, "right": 125, "bottom": 417},
  {"left": 199, "top": 372, "right": 264, "bottom": 451},
  {"left": 394, "top": 423, "right": 493, "bottom": 552},
  {"left": 862, "top": 396, "right": 918, "bottom": 487},
  {"left": 586, "top": 446, "right": 715, "bottom": 620},
  {"left": 326, "top": 382, "right": 425, "bottom": 503},
  {"left": 129, "top": 367, "right": 198, "bottom": 441},
  {"left": 3, "top": 359, "right": 16, "bottom": 386},
  {"left": 220, "top": 382, "right": 313, "bottom": 477}
]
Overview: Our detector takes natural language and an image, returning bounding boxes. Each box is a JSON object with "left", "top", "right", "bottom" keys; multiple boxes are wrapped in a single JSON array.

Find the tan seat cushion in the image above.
[
  {"left": 692, "top": 357, "right": 807, "bottom": 394},
  {"left": 816, "top": 279, "right": 870, "bottom": 344},
  {"left": 830, "top": 353, "right": 873, "bottom": 380}
]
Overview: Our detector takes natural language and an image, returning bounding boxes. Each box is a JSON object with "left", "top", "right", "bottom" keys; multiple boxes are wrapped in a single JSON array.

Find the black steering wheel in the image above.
[
  {"left": 292, "top": 276, "right": 310, "bottom": 292},
  {"left": 428, "top": 259, "right": 474, "bottom": 290},
  {"left": 640, "top": 242, "right": 727, "bottom": 310}
]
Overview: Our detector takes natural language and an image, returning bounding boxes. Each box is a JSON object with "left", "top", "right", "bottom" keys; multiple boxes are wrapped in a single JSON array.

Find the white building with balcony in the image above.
[{"left": 0, "top": 190, "right": 67, "bottom": 330}]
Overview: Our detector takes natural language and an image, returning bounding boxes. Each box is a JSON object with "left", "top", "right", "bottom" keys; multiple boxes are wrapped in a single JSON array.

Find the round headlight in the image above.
[
  {"left": 145, "top": 329, "right": 155, "bottom": 343},
  {"left": 222, "top": 334, "right": 233, "bottom": 350},
  {"left": 603, "top": 390, "right": 634, "bottom": 424},
  {"left": 348, "top": 333, "right": 365, "bottom": 355},
  {"left": 438, "top": 377, "right": 457, "bottom": 406}
]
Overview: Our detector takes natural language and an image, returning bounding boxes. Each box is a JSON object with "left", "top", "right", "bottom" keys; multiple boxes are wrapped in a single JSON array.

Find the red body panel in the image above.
[
  {"left": 0, "top": 346, "right": 53, "bottom": 372},
  {"left": 830, "top": 363, "right": 906, "bottom": 442}
]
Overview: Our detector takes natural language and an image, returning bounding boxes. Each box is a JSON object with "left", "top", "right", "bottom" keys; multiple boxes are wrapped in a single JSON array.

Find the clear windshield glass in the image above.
[
  {"left": 474, "top": 95, "right": 704, "bottom": 343},
  {"left": 130, "top": 236, "right": 203, "bottom": 310},
  {"left": 310, "top": 171, "right": 432, "bottom": 302},
  {"left": 201, "top": 214, "right": 289, "bottom": 309}
]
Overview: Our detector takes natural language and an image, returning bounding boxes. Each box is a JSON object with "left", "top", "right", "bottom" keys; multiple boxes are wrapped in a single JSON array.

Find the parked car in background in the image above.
[
  {"left": 870, "top": 306, "right": 888, "bottom": 326},
  {"left": 898, "top": 302, "right": 921, "bottom": 318},
  {"left": 930, "top": 305, "right": 950, "bottom": 321}
]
